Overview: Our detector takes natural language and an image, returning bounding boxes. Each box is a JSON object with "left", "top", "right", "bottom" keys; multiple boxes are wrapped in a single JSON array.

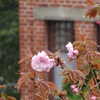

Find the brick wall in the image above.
[{"left": 19, "top": 0, "right": 98, "bottom": 99}]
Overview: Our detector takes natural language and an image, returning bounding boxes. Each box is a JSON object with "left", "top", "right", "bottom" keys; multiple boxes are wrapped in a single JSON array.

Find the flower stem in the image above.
[{"left": 33, "top": 71, "right": 36, "bottom": 100}]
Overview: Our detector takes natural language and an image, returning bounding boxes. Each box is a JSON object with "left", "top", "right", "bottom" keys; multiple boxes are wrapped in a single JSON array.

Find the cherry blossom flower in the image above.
[
  {"left": 70, "top": 85, "right": 79, "bottom": 94},
  {"left": 31, "top": 51, "right": 54, "bottom": 72},
  {"left": 66, "top": 42, "right": 73, "bottom": 51},
  {"left": 70, "top": 85, "right": 76, "bottom": 90},
  {"left": 66, "top": 42, "right": 78, "bottom": 59},
  {"left": 91, "top": 96, "right": 97, "bottom": 100},
  {"left": 73, "top": 88, "right": 79, "bottom": 94},
  {"left": 67, "top": 49, "right": 78, "bottom": 59}
]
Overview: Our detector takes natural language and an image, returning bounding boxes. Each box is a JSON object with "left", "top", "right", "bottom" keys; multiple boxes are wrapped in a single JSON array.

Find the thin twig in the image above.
[{"left": 33, "top": 71, "right": 36, "bottom": 100}]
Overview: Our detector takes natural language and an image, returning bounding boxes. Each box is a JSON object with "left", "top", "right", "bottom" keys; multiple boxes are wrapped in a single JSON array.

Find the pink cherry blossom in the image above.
[
  {"left": 31, "top": 51, "right": 54, "bottom": 72},
  {"left": 91, "top": 96, "right": 97, "bottom": 100},
  {"left": 70, "top": 85, "right": 79, "bottom": 94},
  {"left": 66, "top": 42, "right": 78, "bottom": 59},
  {"left": 70, "top": 85, "right": 76, "bottom": 90},
  {"left": 67, "top": 49, "right": 78, "bottom": 59},
  {"left": 66, "top": 42, "right": 74, "bottom": 51},
  {"left": 73, "top": 88, "right": 79, "bottom": 94}
]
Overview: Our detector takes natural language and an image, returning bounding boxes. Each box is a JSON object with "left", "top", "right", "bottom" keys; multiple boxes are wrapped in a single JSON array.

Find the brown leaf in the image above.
[
  {"left": 63, "top": 77, "right": 70, "bottom": 84},
  {"left": 79, "top": 28, "right": 86, "bottom": 41},
  {"left": 73, "top": 41, "right": 82, "bottom": 48},
  {"left": 35, "top": 94, "right": 43, "bottom": 100},
  {"left": 59, "top": 69, "right": 68, "bottom": 76},
  {"left": 15, "top": 76, "right": 27, "bottom": 91},
  {"left": 89, "top": 78, "right": 95, "bottom": 89},
  {"left": 92, "top": 62, "right": 100, "bottom": 70},
  {"left": 58, "top": 90, "right": 67, "bottom": 96},
  {"left": 18, "top": 48, "right": 33, "bottom": 64},
  {"left": 40, "top": 81, "right": 58, "bottom": 99},
  {"left": 44, "top": 49, "right": 65, "bottom": 68},
  {"left": 83, "top": 93, "right": 90, "bottom": 100},
  {"left": 54, "top": 49, "right": 61, "bottom": 58},
  {"left": 85, "top": 40, "right": 98, "bottom": 46},
  {"left": 86, "top": 0, "right": 95, "bottom": 6},
  {"left": 28, "top": 70, "right": 34, "bottom": 80},
  {"left": 1, "top": 93, "right": 16, "bottom": 100},
  {"left": 41, "top": 81, "right": 50, "bottom": 91},
  {"left": 90, "top": 90, "right": 100, "bottom": 97},
  {"left": 91, "top": 51, "right": 100, "bottom": 59},
  {"left": 44, "top": 49, "right": 54, "bottom": 59},
  {"left": 74, "top": 70, "right": 85, "bottom": 80},
  {"left": 20, "top": 96, "right": 30, "bottom": 100},
  {"left": 85, "top": 4, "right": 100, "bottom": 18},
  {"left": 69, "top": 70, "right": 77, "bottom": 83},
  {"left": 15, "top": 71, "right": 28, "bottom": 91},
  {"left": 47, "top": 82, "right": 58, "bottom": 93},
  {"left": 57, "top": 90, "right": 67, "bottom": 99},
  {"left": 8, "top": 97, "right": 16, "bottom": 100},
  {"left": 96, "top": 72, "right": 100, "bottom": 80}
]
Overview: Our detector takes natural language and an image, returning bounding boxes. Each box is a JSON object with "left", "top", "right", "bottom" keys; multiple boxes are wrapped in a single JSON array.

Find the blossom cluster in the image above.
[
  {"left": 31, "top": 42, "right": 78, "bottom": 72},
  {"left": 66, "top": 42, "right": 78, "bottom": 59}
]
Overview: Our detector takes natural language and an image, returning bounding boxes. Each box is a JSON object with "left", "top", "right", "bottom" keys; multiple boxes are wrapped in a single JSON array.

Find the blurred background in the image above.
[{"left": 0, "top": 0, "right": 19, "bottom": 99}]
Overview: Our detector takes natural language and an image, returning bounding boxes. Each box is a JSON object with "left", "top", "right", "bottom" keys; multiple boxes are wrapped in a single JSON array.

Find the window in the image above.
[
  {"left": 47, "top": 21, "right": 74, "bottom": 92},
  {"left": 47, "top": 21, "right": 74, "bottom": 52}
]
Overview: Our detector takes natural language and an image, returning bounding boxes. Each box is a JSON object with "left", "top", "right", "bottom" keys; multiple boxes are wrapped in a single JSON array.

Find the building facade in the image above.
[{"left": 19, "top": 0, "right": 100, "bottom": 99}]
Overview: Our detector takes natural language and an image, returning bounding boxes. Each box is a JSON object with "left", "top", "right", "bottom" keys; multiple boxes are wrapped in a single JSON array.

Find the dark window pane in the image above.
[{"left": 47, "top": 21, "right": 74, "bottom": 52}]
